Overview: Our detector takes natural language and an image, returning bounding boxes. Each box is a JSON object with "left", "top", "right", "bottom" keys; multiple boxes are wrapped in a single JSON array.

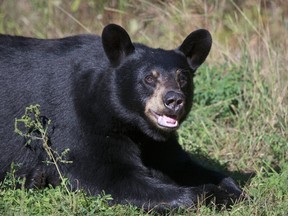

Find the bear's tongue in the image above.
[{"left": 157, "top": 115, "right": 178, "bottom": 128}]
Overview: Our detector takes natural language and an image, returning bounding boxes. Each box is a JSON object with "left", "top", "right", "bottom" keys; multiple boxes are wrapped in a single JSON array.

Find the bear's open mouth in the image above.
[{"left": 150, "top": 110, "right": 179, "bottom": 128}]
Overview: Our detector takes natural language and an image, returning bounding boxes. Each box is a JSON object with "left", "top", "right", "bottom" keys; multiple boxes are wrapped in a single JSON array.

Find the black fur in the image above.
[{"left": 0, "top": 24, "right": 243, "bottom": 212}]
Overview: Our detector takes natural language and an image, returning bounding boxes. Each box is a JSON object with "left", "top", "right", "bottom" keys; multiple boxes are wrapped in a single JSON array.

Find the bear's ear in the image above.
[
  {"left": 102, "top": 24, "right": 135, "bottom": 67},
  {"left": 179, "top": 29, "right": 212, "bottom": 70}
]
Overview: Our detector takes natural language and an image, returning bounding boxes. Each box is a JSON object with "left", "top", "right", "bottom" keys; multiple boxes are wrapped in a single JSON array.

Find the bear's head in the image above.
[{"left": 102, "top": 24, "right": 212, "bottom": 141}]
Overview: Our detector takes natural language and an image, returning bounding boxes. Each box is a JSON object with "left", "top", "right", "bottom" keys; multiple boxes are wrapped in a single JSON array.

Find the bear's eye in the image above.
[
  {"left": 145, "top": 75, "right": 155, "bottom": 84},
  {"left": 178, "top": 73, "right": 187, "bottom": 87}
]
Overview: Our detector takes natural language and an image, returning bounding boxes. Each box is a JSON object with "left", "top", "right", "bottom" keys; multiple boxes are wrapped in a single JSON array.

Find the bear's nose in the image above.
[{"left": 163, "top": 91, "right": 184, "bottom": 112}]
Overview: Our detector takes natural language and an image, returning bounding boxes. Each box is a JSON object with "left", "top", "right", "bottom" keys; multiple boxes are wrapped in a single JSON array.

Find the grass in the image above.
[{"left": 0, "top": 0, "right": 287, "bottom": 215}]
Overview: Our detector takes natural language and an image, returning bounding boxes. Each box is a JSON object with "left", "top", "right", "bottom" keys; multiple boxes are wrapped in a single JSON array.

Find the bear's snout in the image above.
[{"left": 163, "top": 90, "right": 184, "bottom": 113}]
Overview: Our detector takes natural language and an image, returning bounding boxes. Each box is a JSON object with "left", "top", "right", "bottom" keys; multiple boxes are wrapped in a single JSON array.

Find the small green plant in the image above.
[
  {"left": 14, "top": 104, "right": 72, "bottom": 194},
  {"left": 0, "top": 163, "right": 24, "bottom": 189}
]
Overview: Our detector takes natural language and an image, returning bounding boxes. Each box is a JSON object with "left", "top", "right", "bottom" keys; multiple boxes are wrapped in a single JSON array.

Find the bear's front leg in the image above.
[
  {"left": 107, "top": 175, "right": 243, "bottom": 212},
  {"left": 139, "top": 136, "right": 245, "bottom": 206},
  {"left": 66, "top": 135, "right": 229, "bottom": 211}
]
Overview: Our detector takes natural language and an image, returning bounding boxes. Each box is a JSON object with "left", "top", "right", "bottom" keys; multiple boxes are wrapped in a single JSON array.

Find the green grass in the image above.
[{"left": 0, "top": 0, "right": 287, "bottom": 215}]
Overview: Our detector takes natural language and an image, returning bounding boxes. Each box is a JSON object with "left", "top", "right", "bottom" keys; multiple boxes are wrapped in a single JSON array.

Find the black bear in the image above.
[{"left": 0, "top": 24, "right": 243, "bottom": 211}]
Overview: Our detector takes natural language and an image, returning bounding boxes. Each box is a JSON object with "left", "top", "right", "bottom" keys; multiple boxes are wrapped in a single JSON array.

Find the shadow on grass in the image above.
[{"left": 190, "top": 149, "right": 255, "bottom": 187}]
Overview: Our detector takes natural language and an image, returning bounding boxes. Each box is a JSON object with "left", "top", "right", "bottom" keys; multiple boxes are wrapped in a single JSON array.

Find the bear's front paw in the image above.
[
  {"left": 219, "top": 177, "right": 250, "bottom": 201},
  {"left": 199, "top": 184, "right": 242, "bottom": 209}
]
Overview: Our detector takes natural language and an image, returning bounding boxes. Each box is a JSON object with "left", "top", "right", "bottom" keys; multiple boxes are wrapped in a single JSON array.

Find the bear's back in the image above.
[{"left": 0, "top": 34, "right": 107, "bottom": 151}]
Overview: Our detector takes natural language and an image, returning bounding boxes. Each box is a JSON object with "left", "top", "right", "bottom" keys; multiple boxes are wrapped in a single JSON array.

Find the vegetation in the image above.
[{"left": 0, "top": 0, "right": 287, "bottom": 215}]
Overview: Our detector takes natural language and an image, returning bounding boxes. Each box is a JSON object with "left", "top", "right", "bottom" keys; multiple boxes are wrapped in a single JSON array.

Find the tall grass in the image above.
[{"left": 0, "top": 0, "right": 287, "bottom": 215}]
